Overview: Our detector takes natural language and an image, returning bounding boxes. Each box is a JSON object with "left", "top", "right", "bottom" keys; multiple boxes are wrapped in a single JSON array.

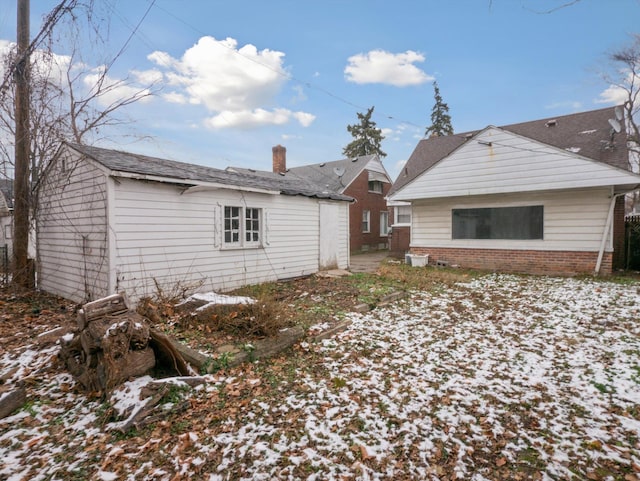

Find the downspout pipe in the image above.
[{"left": 594, "top": 190, "right": 633, "bottom": 275}]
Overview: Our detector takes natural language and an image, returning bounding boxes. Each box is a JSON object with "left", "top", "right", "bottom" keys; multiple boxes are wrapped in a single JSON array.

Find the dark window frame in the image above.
[{"left": 452, "top": 205, "right": 544, "bottom": 240}]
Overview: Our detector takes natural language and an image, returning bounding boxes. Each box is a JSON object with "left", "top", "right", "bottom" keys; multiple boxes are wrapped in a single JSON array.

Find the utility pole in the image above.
[{"left": 13, "top": 0, "right": 31, "bottom": 288}]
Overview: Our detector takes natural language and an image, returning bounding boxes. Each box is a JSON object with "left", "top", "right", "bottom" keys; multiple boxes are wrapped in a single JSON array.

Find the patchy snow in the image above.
[
  {"left": 177, "top": 292, "right": 256, "bottom": 311},
  {"left": 565, "top": 146, "right": 581, "bottom": 153},
  {"left": 1, "top": 274, "right": 639, "bottom": 480}
]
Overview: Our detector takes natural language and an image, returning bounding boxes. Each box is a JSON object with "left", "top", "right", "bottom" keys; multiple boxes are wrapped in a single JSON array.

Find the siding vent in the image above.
[{"left": 545, "top": 119, "right": 557, "bottom": 127}]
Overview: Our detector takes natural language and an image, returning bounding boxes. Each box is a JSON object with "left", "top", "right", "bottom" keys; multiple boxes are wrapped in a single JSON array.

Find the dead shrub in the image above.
[{"left": 179, "top": 298, "right": 292, "bottom": 338}]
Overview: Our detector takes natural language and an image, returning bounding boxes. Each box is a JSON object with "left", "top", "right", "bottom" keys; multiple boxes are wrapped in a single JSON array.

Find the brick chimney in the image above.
[{"left": 272, "top": 145, "right": 286, "bottom": 173}]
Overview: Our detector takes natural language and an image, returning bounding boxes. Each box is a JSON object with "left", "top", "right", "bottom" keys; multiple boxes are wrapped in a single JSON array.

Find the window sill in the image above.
[{"left": 221, "top": 244, "right": 263, "bottom": 251}]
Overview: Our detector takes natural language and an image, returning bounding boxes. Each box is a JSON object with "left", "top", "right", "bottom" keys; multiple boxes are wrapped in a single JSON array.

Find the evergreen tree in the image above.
[
  {"left": 425, "top": 81, "right": 454, "bottom": 137},
  {"left": 342, "top": 106, "right": 387, "bottom": 158}
]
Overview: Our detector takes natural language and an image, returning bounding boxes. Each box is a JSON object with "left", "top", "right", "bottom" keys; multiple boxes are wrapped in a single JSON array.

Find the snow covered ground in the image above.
[{"left": 1, "top": 274, "right": 639, "bottom": 480}]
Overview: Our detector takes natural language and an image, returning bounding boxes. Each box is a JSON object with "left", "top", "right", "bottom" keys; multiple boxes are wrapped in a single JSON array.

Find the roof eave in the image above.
[{"left": 111, "top": 171, "right": 281, "bottom": 195}]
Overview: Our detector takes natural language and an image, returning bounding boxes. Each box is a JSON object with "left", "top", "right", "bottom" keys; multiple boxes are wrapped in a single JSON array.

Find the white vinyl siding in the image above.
[
  {"left": 37, "top": 151, "right": 110, "bottom": 303},
  {"left": 411, "top": 187, "right": 613, "bottom": 252},
  {"left": 393, "top": 127, "right": 640, "bottom": 202},
  {"left": 111, "top": 178, "right": 349, "bottom": 302}
]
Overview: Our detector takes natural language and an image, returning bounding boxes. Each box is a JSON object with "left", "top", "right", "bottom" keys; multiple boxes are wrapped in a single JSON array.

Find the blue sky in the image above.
[{"left": 0, "top": 0, "right": 638, "bottom": 181}]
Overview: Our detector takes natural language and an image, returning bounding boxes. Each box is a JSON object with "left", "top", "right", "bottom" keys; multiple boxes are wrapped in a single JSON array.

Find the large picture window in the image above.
[
  {"left": 224, "top": 206, "right": 261, "bottom": 247},
  {"left": 452, "top": 205, "right": 543, "bottom": 240}
]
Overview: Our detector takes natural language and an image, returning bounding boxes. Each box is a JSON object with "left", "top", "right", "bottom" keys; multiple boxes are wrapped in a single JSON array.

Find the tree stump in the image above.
[{"left": 59, "top": 293, "right": 192, "bottom": 396}]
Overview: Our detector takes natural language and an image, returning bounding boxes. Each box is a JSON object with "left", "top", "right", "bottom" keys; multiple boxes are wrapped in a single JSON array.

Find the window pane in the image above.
[
  {"left": 368, "top": 181, "right": 383, "bottom": 193},
  {"left": 380, "top": 211, "right": 389, "bottom": 236},
  {"left": 224, "top": 206, "right": 241, "bottom": 244},
  {"left": 362, "top": 210, "right": 370, "bottom": 232},
  {"left": 396, "top": 206, "right": 411, "bottom": 224},
  {"left": 452, "top": 206, "right": 543, "bottom": 240},
  {"left": 245, "top": 208, "right": 261, "bottom": 243}
]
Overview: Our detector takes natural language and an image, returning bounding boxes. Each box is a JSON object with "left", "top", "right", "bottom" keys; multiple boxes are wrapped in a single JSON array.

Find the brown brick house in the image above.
[
  {"left": 387, "top": 106, "right": 640, "bottom": 275},
  {"left": 272, "top": 146, "right": 393, "bottom": 253}
]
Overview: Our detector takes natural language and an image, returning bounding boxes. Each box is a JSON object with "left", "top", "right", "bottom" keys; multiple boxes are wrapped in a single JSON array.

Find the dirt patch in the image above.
[{"left": 0, "top": 289, "right": 76, "bottom": 353}]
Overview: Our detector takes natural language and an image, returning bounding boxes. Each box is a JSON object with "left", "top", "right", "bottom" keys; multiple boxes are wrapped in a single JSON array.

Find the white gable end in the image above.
[
  {"left": 392, "top": 127, "right": 640, "bottom": 201},
  {"left": 364, "top": 156, "right": 388, "bottom": 177}
]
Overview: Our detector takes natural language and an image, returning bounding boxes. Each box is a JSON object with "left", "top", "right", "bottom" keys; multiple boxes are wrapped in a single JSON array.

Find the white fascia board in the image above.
[{"left": 109, "top": 171, "right": 280, "bottom": 195}]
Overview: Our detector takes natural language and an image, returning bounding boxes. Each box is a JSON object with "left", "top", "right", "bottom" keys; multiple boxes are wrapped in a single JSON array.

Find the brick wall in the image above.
[
  {"left": 410, "top": 246, "right": 612, "bottom": 276},
  {"left": 345, "top": 170, "right": 390, "bottom": 253}
]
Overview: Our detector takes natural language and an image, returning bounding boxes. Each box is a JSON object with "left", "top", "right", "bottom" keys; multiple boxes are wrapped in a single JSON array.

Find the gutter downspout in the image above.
[{"left": 594, "top": 190, "right": 631, "bottom": 275}]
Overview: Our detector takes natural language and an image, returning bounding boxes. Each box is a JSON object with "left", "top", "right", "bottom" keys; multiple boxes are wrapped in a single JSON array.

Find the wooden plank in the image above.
[{"left": 0, "top": 385, "right": 26, "bottom": 419}]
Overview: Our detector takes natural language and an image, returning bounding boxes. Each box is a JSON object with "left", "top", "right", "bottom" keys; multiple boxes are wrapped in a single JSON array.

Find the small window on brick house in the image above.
[
  {"left": 380, "top": 211, "right": 389, "bottom": 236},
  {"left": 368, "top": 180, "right": 383, "bottom": 193},
  {"left": 362, "top": 210, "right": 370, "bottom": 233}
]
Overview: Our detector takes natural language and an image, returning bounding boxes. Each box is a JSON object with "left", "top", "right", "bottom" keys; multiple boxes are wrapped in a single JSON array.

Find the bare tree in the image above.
[
  {"left": 608, "top": 35, "right": 640, "bottom": 146},
  {"left": 603, "top": 34, "right": 640, "bottom": 212},
  {"left": 0, "top": 1, "right": 158, "bottom": 286}
]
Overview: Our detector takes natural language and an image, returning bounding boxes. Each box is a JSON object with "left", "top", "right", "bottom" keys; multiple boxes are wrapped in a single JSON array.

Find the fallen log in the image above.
[
  {"left": 0, "top": 384, "right": 26, "bottom": 419},
  {"left": 115, "top": 383, "right": 169, "bottom": 433},
  {"left": 149, "top": 329, "right": 194, "bottom": 377}
]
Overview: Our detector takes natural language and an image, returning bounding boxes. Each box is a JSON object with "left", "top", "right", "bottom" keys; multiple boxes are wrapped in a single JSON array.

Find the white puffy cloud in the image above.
[
  {"left": 148, "top": 36, "right": 314, "bottom": 129},
  {"left": 204, "top": 108, "right": 315, "bottom": 130},
  {"left": 131, "top": 68, "right": 163, "bottom": 85},
  {"left": 162, "top": 91, "right": 188, "bottom": 104},
  {"left": 597, "top": 81, "right": 632, "bottom": 105},
  {"left": 292, "top": 111, "right": 315, "bottom": 127},
  {"left": 344, "top": 49, "right": 434, "bottom": 87},
  {"left": 0, "top": 39, "right": 74, "bottom": 88}
]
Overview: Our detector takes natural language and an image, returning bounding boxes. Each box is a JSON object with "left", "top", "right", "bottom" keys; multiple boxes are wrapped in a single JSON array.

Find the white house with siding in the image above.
[
  {"left": 37, "top": 142, "right": 352, "bottom": 304},
  {"left": 387, "top": 106, "right": 640, "bottom": 275}
]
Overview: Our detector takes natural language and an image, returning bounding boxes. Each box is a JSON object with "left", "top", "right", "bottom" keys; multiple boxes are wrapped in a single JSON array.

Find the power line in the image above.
[
  {"left": 103, "top": 0, "right": 156, "bottom": 74},
  {"left": 0, "top": 0, "right": 74, "bottom": 94},
  {"left": 152, "top": 2, "right": 424, "bottom": 131}
]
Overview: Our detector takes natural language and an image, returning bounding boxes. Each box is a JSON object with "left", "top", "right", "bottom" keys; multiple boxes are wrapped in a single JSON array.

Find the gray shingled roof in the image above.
[
  {"left": 389, "top": 106, "right": 630, "bottom": 197},
  {"left": 229, "top": 154, "right": 384, "bottom": 195},
  {"left": 66, "top": 143, "right": 352, "bottom": 202},
  {"left": 286, "top": 154, "right": 381, "bottom": 194}
]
